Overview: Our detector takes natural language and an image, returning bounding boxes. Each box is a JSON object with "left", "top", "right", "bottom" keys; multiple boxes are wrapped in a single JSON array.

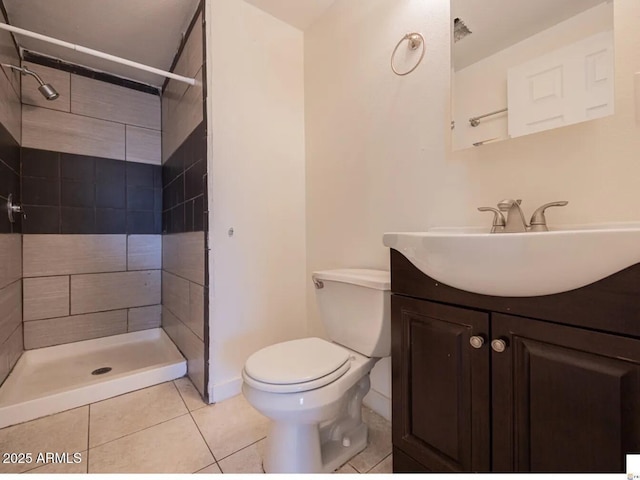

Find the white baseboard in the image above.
[
  {"left": 363, "top": 388, "right": 391, "bottom": 422},
  {"left": 209, "top": 376, "right": 243, "bottom": 403}
]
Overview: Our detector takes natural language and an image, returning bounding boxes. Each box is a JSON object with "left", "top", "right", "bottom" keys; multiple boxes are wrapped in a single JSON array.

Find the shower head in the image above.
[
  {"left": 1, "top": 64, "right": 59, "bottom": 100},
  {"left": 37, "top": 83, "right": 59, "bottom": 101},
  {"left": 453, "top": 18, "right": 472, "bottom": 43}
]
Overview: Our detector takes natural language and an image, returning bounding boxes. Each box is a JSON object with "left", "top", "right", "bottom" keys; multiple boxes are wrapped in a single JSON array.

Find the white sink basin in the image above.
[{"left": 383, "top": 222, "right": 640, "bottom": 297}]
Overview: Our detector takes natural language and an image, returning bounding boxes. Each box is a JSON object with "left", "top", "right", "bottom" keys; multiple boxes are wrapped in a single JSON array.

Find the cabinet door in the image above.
[
  {"left": 492, "top": 313, "right": 640, "bottom": 472},
  {"left": 392, "top": 295, "right": 490, "bottom": 472}
]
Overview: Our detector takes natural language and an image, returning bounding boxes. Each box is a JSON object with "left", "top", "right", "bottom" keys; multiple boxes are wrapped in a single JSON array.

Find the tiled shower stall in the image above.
[{"left": 0, "top": 2, "right": 208, "bottom": 421}]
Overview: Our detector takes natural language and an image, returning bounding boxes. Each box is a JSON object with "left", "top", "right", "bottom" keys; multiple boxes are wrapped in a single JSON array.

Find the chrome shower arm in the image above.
[
  {"left": 1, "top": 63, "right": 59, "bottom": 100},
  {"left": 2, "top": 64, "right": 45, "bottom": 86}
]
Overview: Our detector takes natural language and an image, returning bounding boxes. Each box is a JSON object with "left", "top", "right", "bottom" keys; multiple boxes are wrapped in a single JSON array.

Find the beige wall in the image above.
[
  {"left": 453, "top": 2, "right": 613, "bottom": 150},
  {"left": 305, "top": 0, "right": 640, "bottom": 419},
  {"left": 305, "top": 0, "right": 450, "bottom": 419},
  {"left": 21, "top": 63, "right": 161, "bottom": 164},
  {"left": 206, "top": 0, "right": 307, "bottom": 402},
  {"left": 453, "top": 0, "right": 640, "bottom": 222}
]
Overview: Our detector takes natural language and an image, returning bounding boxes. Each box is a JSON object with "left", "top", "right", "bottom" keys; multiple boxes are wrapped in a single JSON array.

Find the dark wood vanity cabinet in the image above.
[{"left": 390, "top": 249, "right": 640, "bottom": 474}]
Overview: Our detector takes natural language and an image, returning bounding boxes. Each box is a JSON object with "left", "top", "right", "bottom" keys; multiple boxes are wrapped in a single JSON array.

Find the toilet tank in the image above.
[{"left": 312, "top": 269, "right": 391, "bottom": 357}]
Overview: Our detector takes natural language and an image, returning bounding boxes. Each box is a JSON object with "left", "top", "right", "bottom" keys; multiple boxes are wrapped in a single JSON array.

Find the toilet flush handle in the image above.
[{"left": 313, "top": 277, "right": 324, "bottom": 289}]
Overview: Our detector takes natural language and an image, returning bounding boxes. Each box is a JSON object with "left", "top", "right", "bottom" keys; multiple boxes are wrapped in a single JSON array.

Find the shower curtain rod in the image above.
[{"left": 0, "top": 23, "right": 196, "bottom": 86}]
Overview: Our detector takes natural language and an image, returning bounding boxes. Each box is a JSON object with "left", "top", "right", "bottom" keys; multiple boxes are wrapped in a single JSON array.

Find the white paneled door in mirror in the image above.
[
  {"left": 451, "top": 0, "right": 614, "bottom": 150},
  {"left": 507, "top": 31, "right": 614, "bottom": 138}
]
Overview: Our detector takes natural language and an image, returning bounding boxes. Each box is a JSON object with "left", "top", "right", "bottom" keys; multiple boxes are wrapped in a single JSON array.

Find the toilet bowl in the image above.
[{"left": 241, "top": 269, "right": 390, "bottom": 473}]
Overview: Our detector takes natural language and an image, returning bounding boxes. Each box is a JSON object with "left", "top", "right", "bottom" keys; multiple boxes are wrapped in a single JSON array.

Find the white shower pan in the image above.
[{"left": 0, "top": 328, "right": 186, "bottom": 429}]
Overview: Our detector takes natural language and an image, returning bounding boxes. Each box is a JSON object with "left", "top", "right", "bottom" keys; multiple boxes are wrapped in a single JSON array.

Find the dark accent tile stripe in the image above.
[
  {"left": 23, "top": 50, "right": 161, "bottom": 96},
  {"left": 162, "top": 121, "right": 207, "bottom": 234},
  {"left": 0, "top": 121, "right": 20, "bottom": 234},
  {"left": 21, "top": 148, "right": 161, "bottom": 234}
]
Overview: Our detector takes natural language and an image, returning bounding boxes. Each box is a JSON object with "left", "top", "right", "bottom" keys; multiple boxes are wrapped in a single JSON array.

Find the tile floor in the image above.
[{"left": 0, "top": 377, "right": 392, "bottom": 474}]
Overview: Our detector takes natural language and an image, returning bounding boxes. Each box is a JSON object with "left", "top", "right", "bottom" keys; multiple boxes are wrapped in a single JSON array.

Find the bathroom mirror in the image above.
[{"left": 451, "top": 0, "right": 614, "bottom": 150}]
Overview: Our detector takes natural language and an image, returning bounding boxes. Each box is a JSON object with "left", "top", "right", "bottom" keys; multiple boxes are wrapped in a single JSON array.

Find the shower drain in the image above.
[{"left": 91, "top": 367, "right": 112, "bottom": 375}]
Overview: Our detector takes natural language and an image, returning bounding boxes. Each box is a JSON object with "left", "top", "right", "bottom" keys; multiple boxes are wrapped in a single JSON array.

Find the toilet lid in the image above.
[{"left": 244, "top": 337, "right": 350, "bottom": 385}]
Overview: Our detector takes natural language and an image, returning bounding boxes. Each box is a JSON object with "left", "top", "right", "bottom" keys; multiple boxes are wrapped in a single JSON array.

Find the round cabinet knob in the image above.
[
  {"left": 491, "top": 339, "right": 507, "bottom": 353},
  {"left": 469, "top": 336, "right": 485, "bottom": 349}
]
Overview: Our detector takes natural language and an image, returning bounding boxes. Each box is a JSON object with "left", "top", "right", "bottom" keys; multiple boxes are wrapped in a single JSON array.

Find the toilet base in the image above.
[{"left": 262, "top": 376, "right": 371, "bottom": 473}]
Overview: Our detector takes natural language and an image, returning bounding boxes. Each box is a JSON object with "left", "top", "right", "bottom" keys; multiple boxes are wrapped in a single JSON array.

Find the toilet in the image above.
[{"left": 241, "top": 268, "right": 391, "bottom": 473}]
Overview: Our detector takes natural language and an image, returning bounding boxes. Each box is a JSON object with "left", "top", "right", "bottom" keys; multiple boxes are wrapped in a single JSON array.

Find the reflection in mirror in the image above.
[{"left": 451, "top": 0, "right": 614, "bottom": 150}]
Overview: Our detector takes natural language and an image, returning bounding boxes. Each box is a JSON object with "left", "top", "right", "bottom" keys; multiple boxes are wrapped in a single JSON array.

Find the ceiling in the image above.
[
  {"left": 243, "top": 0, "right": 337, "bottom": 30},
  {"left": 453, "top": 0, "right": 610, "bottom": 69},
  {"left": 3, "top": 0, "right": 200, "bottom": 87}
]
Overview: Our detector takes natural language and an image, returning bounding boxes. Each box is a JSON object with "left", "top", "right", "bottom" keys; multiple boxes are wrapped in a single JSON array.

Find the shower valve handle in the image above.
[{"left": 7, "top": 194, "right": 26, "bottom": 223}]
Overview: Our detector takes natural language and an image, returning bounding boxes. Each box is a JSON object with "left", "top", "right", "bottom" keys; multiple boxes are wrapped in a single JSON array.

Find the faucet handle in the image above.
[
  {"left": 529, "top": 201, "right": 568, "bottom": 231},
  {"left": 478, "top": 207, "right": 506, "bottom": 233}
]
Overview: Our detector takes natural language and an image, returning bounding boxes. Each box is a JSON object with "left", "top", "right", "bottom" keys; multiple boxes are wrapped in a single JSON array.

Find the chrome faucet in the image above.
[
  {"left": 497, "top": 199, "right": 528, "bottom": 233},
  {"left": 529, "top": 201, "right": 569, "bottom": 232},
  {"left": 478, "top": 199, "right": 568, "bottom": 233}
]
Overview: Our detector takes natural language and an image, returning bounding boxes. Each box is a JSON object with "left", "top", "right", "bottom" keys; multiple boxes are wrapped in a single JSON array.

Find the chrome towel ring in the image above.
[{"left": 391, "top": 32, "right": 425, "bottom": 76}]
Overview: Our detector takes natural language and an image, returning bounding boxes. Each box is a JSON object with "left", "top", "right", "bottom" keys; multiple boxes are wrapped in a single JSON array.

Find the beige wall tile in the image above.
[
  {"left": 23, "top": 310, "right": 127, "bottom": 349},
  {"left": 0, "top": 407, "right": 88, "bottom": 473},
  {"left": 126, "top": 125, "right": 161, "bottom": 165},
  {"left": 6, "top": 322, "right": 23, "bottom": 371},
  {"left": 0, "top": 323, "right": 23, "bottom": 385},
  {"left": 189, "top": 282, "right": 205, "bottom": 341},
  {"left": 162, "top": 271, "right": 190, "bottom": 323},
  {"left": 0, "top": 60, "right": 20, "bottom": 143},
  {"left": 23, "top": 106, "right": 125, "bottom": 160},
  {"left": 23, "top": 235, "right": 126, "bottom": 277},
  {"left": 163, "top": 68, "right": 203, "bottom": 161},
  {"left": 127, "top": 235, "right": 161, "bottom": 271},
  {"left": 161, "top": 305, "right": 205, "bottom": 395},
  {"left": 163, "top": 13, "right": 203, "bottom": 121},
  {"left": 23, "top": 276, "right": 70, "bottom": 321},
  {"left": 0, "top": 234, "right": 22, "bottom": 289},
  {"left": 128, "top": 304, "right": 161, "bottom": 332},
  {"left": 89, "top": 382, "right": 187, "bottom": 448},
  {"left": 161, "top": 91, "right": 172, "bottom": 164},
  {"left": 162, "top": 306, "right": 182, "bottom": 346},
  {"left": 175, "top": 13, "right": 203, "bottom": 80},
  {"left": 88, "top": 414, "right": 213, "bottom": 473},
  {"left": 0, "top": 347, "right": 9, "bottom": 388},
  {"left": 71, "top": 75, "right": 160, "bottom": 130},
  {"left": 179, "top": 325, "right": 205, "bottom": 396},
  {"left": 0, "top": 280, "right": 21, "bottom": 345},
  {"left": 0, "top": 32, "right": 21, "bottom": 97},
  {"left": 71, "top": 270, "right": 161, "bottom": 315},
  {"left": 162, "top": 232, "right": 205, "bottom": 285},
  {"left": 163, "top": 14, "right": 203, "bottom": 162},
  {"left": 21, "top": 62, "right": 71, "bottom": 112}
]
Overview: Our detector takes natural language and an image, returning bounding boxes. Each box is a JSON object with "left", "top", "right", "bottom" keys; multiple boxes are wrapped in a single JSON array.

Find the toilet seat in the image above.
[{"left": 243, "top": 338, "right": 352, "bottom": 393}]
